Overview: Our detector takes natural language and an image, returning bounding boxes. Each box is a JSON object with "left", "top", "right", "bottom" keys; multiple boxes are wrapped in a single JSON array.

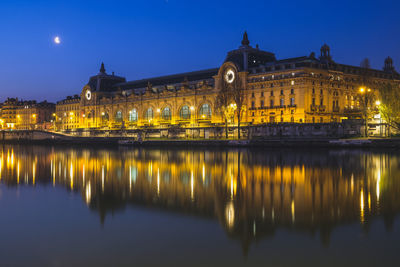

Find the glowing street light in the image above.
[{"left": 375, "top": 100, "right": 381, "bottom": 106}]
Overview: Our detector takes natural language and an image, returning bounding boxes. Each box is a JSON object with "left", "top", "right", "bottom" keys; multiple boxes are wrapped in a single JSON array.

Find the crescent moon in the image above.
[{"left": 54, "top": 36, "right": 61, "bottom": 44}]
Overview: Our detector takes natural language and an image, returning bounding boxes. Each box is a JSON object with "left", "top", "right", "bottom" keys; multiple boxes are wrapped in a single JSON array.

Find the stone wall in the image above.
[{"left": 249, "top": 120, "right": 361, "bottom": 139}]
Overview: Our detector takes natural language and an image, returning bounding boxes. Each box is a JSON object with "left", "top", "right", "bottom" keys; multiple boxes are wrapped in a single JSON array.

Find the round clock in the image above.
[
  {"left": 224, "top": 69, "right": 235, "bottom": 84},
  {"left": 85, "top": 90, "right": 92, "bottom": 100}
]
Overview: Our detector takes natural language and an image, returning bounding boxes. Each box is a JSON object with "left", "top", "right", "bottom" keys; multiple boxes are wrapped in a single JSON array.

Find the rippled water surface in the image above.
[{"left": 0, "top": 145, "right": 400, "bottom": 266}]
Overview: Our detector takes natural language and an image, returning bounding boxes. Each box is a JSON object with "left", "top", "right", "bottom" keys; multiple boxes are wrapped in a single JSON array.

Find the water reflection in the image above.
[{"left": 0, "top": 145, "right": 399, "bottom": 254}]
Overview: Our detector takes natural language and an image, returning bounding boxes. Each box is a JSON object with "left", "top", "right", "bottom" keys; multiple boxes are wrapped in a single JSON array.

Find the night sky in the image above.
[{"left": 0, "top": 0, "right": 399, "bottom": 102}]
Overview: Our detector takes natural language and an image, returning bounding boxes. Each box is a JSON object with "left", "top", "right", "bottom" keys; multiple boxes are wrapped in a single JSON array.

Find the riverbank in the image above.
[{"left": 1, "top": 132, "right": 400, "bottom": 148}]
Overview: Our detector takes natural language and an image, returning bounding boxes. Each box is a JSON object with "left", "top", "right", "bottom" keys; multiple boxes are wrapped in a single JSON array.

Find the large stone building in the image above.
[
  {"left": 56, "top": 32, "right": 399, "bottom": 132},
  {"left": 55, "top": 95, "right": 81, "bottom": 131}
]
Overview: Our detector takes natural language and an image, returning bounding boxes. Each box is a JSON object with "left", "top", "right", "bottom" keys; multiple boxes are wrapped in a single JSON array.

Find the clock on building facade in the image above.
[
  {"left": 224, "top": 68, "right": 235, "bottom": 84},
  {"left": 85, "top": 89, "right": 92, "bottom": 101}
]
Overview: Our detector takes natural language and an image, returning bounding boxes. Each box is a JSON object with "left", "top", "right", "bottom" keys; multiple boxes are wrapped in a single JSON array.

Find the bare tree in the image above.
[
  {"left": 232, "top": 77, "right": 246, "bottom": 139},
  {"left": 360, "top": 58, "right": 371, "bottom": 69},
  {"left": 215, "top": 81, "right": 232, "bottom": 138},
  {"left": 378, "top": 83, "right": 400, "bottom": 136},
  {"left": 357, "top": 87, "right": 377, "bottom": 137}
]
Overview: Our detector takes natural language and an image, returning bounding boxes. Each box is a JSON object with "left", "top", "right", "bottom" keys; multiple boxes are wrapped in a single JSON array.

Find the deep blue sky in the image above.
[{"left": 0, "top": 0, "right": 399, "bottom": 102}]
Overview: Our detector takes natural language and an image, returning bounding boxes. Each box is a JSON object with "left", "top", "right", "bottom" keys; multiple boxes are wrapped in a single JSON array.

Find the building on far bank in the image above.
[
  {"left": 0, "top": 103, "right": 2, "bottom": 128},
  {"left": 16, "top": 101, "right": 55, "bottom": 130},
  {"left": 55, "top": 95, "right": 81, "bottom": 131},
  {"left": 52, "top": 32, "right": 399, "bottom": 133},
  {"left": 0, "top": 98, "right": 23, "bottom": 129}
]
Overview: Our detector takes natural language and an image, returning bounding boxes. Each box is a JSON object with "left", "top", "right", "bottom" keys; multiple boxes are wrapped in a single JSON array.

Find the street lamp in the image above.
[{"left": 358, "top": 86, "right": 375, "bottom": 137}]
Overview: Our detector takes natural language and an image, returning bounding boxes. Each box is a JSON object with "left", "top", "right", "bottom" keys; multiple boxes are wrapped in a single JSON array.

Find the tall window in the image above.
[
  {"left": 145, "top": 108, "right": 153, "bottom": 120},
  {"left": 312, "top": 98, "right": 316, "bottom": 106},
  {"left": 101, "top": 112, "right": 109, "bottom": 122},
  {"left": 270, "top": 99, "right": 274, "bottom": 107},
  {"left": 290, "top": 98, "right": 295, "bottom": 106},
  {"left": 260, "top": 100, "right": 264, "bottom": 108},
  {"left": 180, "top": 105, "right": 191, "bottom": 120},
  {"left": 280, "top": 98, "right": 284, "bottom": 107},
  {"left": 162, "top": 107, "right": 171, "bottom": 120},
  {"left": 251, "top": 101, "right": 255, "bottom": 108},
  {"left": 115, "top": 110, "right": 123, "bottom": 122},
  {"left": 129, "top": 109, "right": 138, "bottom": 122},
  {"left": 199, "top": 104, "right": 211, "bottom": 119}
]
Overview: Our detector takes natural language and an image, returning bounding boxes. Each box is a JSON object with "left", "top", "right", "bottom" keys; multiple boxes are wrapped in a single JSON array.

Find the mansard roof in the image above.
[
  {"left": 87, "top": 63, "right": 126, "bottom": 92},
  {"left": 247, "top": 53, "right": 400, "bottom": 80},
  {"left": 114, "top": 68, "right": 219, "bottom": 91}
]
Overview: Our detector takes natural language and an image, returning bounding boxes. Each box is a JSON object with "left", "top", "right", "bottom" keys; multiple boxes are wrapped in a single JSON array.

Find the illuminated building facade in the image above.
[
  {"left": 0, "top": 98, "right": 23, "bottom": 129},
  {"left": 16, "top": 101, "right": 55, "bottom": 130},
  {"left": 51, "top": 33, "right": 399, "bottom": 131},
  {"left": 55, "top": 95, "right": 81, "bottom": 130}
]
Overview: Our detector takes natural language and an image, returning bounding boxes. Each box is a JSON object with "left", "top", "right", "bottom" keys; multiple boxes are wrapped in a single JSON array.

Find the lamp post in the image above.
[
  {"left": 358, "top": 87, "right": 374, "bottom": 137},
  {"left": 52, "top": 113, "right": 57, "bottom": 131},
  {"left": 375, "top": 100, "right": 382, "bottom": 136}
]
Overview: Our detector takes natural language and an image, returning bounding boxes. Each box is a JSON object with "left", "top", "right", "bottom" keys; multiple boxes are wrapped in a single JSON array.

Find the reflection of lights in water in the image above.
[
  {"left": 6, "top": 150, "right": 10, "bottom": 168},
  {"left": 360, "top": 189, "right": 365, "bottom": 223},
  {"left": 32, "top": 162, "right": 36, "bottom": 185},
  {"left": 291, "top": 200, "right": 295, "bottom": 223},
  {"left": 368, "top": 193, "right": 371, "bottom": 210},
  {"left": 82, "top": 164, "right": 85, "bottom": 185},
  {"left": 376, "top": 170, "right": 381, "bottom": 202},
  {"left": 102, "top": 165, "right": 105, "bottom": 192},
  {"left": 351, "top": 174, "right": 354, "bottom": 194},
  {"left": 272, "top": 208, "right": 275, "bottom": 222},
  {"left": 157, "top": 168, "right": 160, "bottom": 196},
  {"left": 70, "top": 162, "right": 74, "bottom": 190},
  {"left": 202, "top": 164, "right": 205, "bottom": 183},
  {"left": 230, "top": 175, "right": 234, "bottom": 199},
  {"left": 129, "top": 166, "right": 132, "bottom": 192},
  {"left": 253, "top": 221, "right": 256, "bottom": 236},
  {"left": 17, "top": 161, "right": 20, "bottom": 184},
  {"left": 85, "top": 183, "right": 91, "bottom": 205},
  {"left": 11, "top": 150, "right": 14, "bottom": 167},
  {"left": 0, "top": 155, "right": 2, "bottom": 180},
  {"left": 225, "top": 201, "right": 235, "bottom": 230},
  {"left": 191, "top": 171, "right": 194, "bottom": 201}
]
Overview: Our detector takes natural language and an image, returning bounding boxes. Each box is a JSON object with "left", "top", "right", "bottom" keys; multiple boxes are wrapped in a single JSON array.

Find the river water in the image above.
[{"left": 0, "top": 144, "right": 399, "bottom": 266}]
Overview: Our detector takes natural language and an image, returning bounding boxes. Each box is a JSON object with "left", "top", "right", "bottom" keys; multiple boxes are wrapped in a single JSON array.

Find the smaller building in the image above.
[
  {"left": 16, "top": 101, "right": 55, "bottom": 130},
  {"left": 0, "top": 103, "right": 3, "bottom": 128},
  {"left": 55, "top": 95, "right": 81, "bottom": 131},
  {"left": 0, "top": 98, "right": 23, "bottom": 129}
]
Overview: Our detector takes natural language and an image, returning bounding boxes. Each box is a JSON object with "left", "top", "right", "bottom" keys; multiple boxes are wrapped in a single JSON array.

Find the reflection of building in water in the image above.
[{"left": 1, "top": 146, "right": 400, "bottom": 252}]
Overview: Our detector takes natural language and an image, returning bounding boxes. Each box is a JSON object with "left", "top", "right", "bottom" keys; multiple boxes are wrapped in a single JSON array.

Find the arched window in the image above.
[
  {"left": 179, "top": 105, "right": 191, "bottom": 120},
  {"left": 101, "top": 112, "right": 109, "bottom": 121},
  {"left": 145, "top": 108, "right": 153, "bottom": 120},
  {"left": 199, "top": 104, "right": 211, "bottom": 119},
  {"left": 115, "top": 110, "right": 123, "bottom": 122},
  {"left": 162, "top": 107, "right": 171, "bottom": 120},
  {"left": 129, "top": 109, "right": 138, "bottom": 122}
]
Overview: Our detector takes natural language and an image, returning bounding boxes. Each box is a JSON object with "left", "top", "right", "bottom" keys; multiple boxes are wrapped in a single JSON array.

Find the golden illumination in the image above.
[{"left": 360, "top": 189, "right": 364, "bottom": 223}]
